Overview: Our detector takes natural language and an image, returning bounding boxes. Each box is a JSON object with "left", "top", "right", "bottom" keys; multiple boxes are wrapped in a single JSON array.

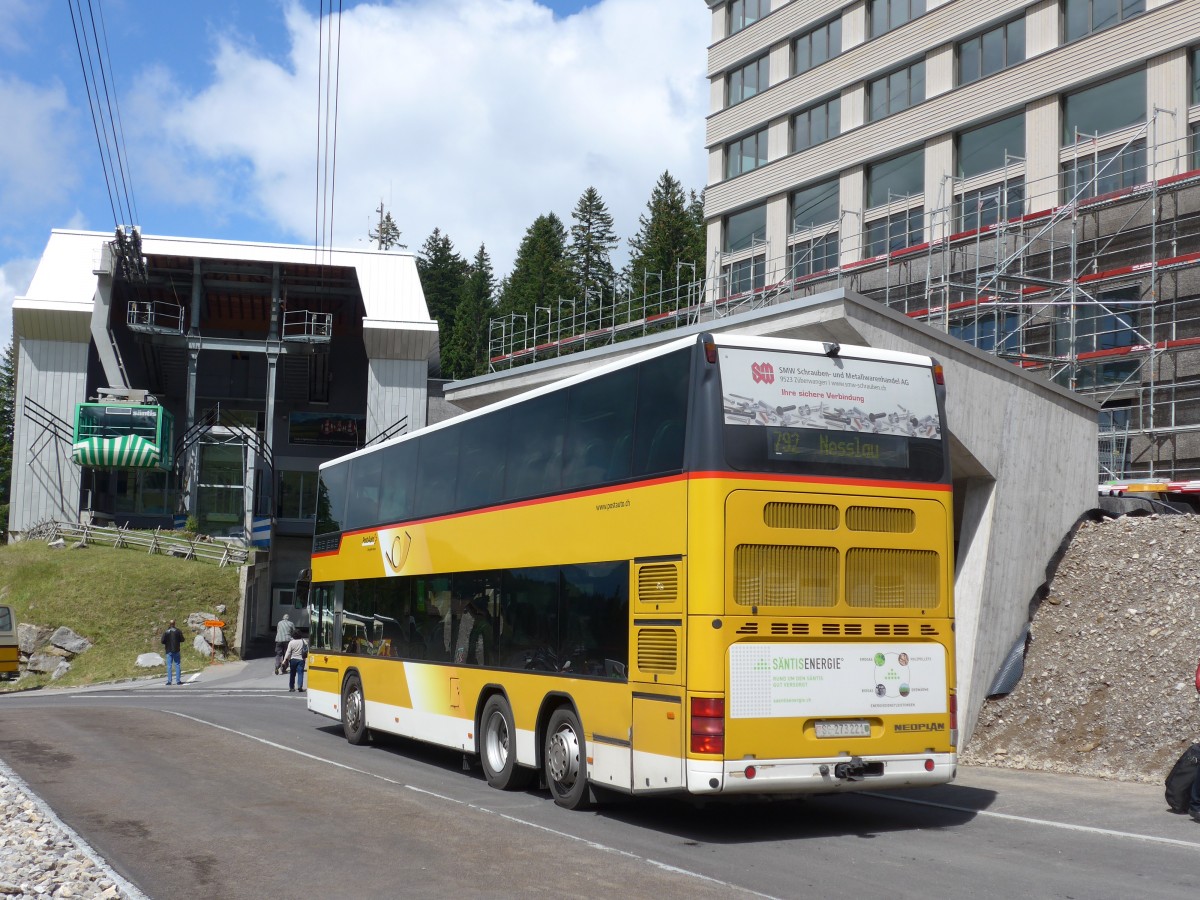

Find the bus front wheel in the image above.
[
  {"left": 543, "top": 706, "right": 591, "bottom": 810},
  {"left": 342, "top": 674, "right": 369, "bottom": 745},
  {"left": 480, "top": 695, "right": 533, "bottom": 791}
]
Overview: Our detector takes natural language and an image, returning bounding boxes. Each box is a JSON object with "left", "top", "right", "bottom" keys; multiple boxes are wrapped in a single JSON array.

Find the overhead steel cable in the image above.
[
  {"left": 67, "top": 0, "right": 119, "bottom": 226},
  {"left": 313, "top": 1, "right": 344, "bottom": 266},
  {"left": 93, "top": 0, "right": 139, "bottom": 225}
]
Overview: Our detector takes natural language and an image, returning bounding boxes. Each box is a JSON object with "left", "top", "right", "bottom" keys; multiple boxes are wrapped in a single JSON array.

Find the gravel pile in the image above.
[
  {"left": 0, "top": 767, "right": 136, "bottom": 899},
  {"left": 962, "top": 512, "right": 1200, "bottom": 783}
]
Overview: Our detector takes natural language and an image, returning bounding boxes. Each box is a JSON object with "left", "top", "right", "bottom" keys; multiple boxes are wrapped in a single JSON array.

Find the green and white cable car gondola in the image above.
[{"left": 72, "top": 402, "right": 175, "bottom": 471}]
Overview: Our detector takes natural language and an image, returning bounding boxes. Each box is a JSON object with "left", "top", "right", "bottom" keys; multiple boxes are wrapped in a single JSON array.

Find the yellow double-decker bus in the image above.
[
  {"left": 304, "top": 332, "right": 956, "bottom": 809},
  {"left": 0, "top": 605, "right": 18, "bottom": 682}
]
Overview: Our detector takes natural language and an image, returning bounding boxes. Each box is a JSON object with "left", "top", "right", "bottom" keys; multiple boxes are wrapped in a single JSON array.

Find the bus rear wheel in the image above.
[
  {"left": 342, "top": 673, "right": 369, "bottom": 745},
  {"left": 480, "top": 695, "right": 533, "bottom": 790},
  {"left": 544, "top": 706, "right": 591, "bottom": 810}
]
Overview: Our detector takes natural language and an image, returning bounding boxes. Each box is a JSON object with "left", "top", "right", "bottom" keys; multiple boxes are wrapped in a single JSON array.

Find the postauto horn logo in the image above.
[{"left": 751, "top": 361, "right": 775, "bottom": 384}]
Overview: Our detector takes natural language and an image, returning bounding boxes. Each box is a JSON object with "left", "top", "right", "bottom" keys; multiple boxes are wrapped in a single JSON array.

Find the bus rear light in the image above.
[
  {"left": 949, "top": 694, "right": 958, "bottom": 731},
  {"left": 744, "top": 765, "right": 757, "bottom": 779},
  {"left": 691, "top": 697, "right": 725, "bottom": 755},
  {"left": 933, "top": 364, "right": 945, "bottom": 385},
  {"left": 703, "top": 336, "right": 718, "bottom": 364},
  {"left": 924, "top": 758, "right": 935, "bottom": 772}
]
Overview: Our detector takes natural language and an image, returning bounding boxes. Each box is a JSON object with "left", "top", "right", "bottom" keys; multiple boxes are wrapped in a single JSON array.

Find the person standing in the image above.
[
  {"left": 283, "top": 628, "right": 309, "bottom": 692},
  {"left": 161, "top": 619, "right": 184, "bottom": 685},
  {"left": 274, "top": 613, "right": 295, "bottom": 674}
]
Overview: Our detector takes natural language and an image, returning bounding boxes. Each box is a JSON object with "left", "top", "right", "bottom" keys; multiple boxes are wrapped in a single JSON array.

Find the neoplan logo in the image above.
[{"left": 894, "top": 722, "right": 945, "bottom": 733}]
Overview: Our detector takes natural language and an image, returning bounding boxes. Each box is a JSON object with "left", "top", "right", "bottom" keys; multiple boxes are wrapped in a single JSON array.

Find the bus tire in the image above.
[
  {"left": 342, "top": 673, "right": 369, "bottom": 745},
  {"left": 543, "top": 706, "right": 591, "bottom": 810},
  {"left": 480, "top": 695, "right": 533, "bottom": 791}
]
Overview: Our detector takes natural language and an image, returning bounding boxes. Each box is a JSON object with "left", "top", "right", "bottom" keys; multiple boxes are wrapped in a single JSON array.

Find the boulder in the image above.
[
  {"left": 26, "top": 653, "right": 64, "bottom": 674},
  {"left": 205, "top": 626, "right": 225, "bottom": 647},
  {"left": 215, "top": 604, "right": 227, "bottom": 615},
  {"left": 186, "top": 612, "right": 211, "bottom": 633},
  {"left": 49, "top": 660, "right": 71, "bottom": 680},
  {"left": 193, "top": 634, "right": 212, "bottom": 657},
  {"left": 136, "top": 652, "right": 164, "bottom": 668},
  {"left": 49, "top": 626, "right": 92, "bottom": 656},
  {"left": 17, "top": 623, "right": 51, "bottom": 656}
]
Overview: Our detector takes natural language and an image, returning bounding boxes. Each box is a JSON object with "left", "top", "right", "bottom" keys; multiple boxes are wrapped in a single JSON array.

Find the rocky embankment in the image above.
[{"left": 962, "top": 513, "right": 1200, "bottom": 782}]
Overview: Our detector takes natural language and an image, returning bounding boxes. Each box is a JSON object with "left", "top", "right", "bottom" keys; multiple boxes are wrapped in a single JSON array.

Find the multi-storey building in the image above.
[{"left": 703, "top": 0, "right": 1200, "bottom": 482}]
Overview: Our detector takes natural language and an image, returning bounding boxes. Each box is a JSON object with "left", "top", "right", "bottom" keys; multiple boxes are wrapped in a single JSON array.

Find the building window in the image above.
[
  {"left": 790, "top": 178, "right": 841, "bottom": 232},
  {"left": 1191, "top": 122, "right": 1200, "bottom": 172},
  {"left": 867, "top": 148, "right": 925, "bottom": 208},
  {"left": 1062, "top": 69, "right": 1146, "bottom": 143},
  {"left": 279, "top": 470, "right": 320, "bottom": 520},
  {"left": 865, "top": 207, "right": 924, "bottom": 256},
  {"left": 793, "top": 96, "right": 841, "bottom": 153},
  {"left": 870, "top": 0, "right": 925, "bottom": 39},
  {"left": 1062, "top": 141, "right": 1146, "bottom": 201},
  {"left": 722, "top": 256, "right": 766, "bottom": 294},
  {"left": 1191, "top": 47, "right": 1200, "bottom": 105},
  {"left": 725, "top": 127, "right": 769, "bottom": 179},
  {"left": 959, "top": 179, "right": 1025, "bottom": 232},
  {"left": 957, "top": 113, "right": 1026, "bottom": 179},
  {"left": 794, "top": 16, "right": 842, "bottom": 76},
  {"left": 729, "top": 0, "right": 768, "bottom": 36},
  {"left": 727, "top": 54, "right": 771, "bottom": 107},
  {"left": 724, "top": 203, "right": 767, "bottom": 253},
  {"left": 1064, "top": 0, "right": 1145, "bottom": 43},
  {"left": 958, "top": 16, "right": 1025, "bottom": 86},
  {"left": 789, "top": 233, "right": 840, "bottom": 277},
  {"left": 868, "top": 59, "right": 925, "bottom": 122},
  {"left": 950, "top": 313, "right": 1021, "bottom": 352}
]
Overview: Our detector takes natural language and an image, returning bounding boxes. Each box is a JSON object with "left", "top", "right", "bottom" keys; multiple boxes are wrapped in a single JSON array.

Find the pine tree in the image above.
[
  {"left": 443, "top": 245, "right": 496, "bottom": 380},
  {"left": 568, "top": 187, "right": 619, "bottom": 318},
  {"left": 626, "top": 171, "right": 707, "bottom": 303},
  {"left": 497, "top": 213, "right": 574, "bottom": 322},
  {"left": 0, "top": 339, "right": 15, "bottom": 534},
  {"left": 368, "top": 202, "right": 406, "bottom": 250},
  {"left": 417, "top": 228, "right": 468, "bottom": 340}
]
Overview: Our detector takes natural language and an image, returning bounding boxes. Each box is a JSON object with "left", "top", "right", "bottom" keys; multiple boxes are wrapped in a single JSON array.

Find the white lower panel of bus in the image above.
[{"left": 687, "top": 753, "right": 956, "bottom": 795}]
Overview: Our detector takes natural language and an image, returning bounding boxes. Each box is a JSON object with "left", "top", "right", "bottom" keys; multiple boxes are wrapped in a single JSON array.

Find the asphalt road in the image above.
[{"left": 1, "top": 659, "right": 1199, "bottom": 899}]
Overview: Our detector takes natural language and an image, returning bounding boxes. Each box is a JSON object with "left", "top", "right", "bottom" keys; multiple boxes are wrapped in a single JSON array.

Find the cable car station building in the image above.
[{"left": 10, "top": 229, "right": 436, "bottom": 637}]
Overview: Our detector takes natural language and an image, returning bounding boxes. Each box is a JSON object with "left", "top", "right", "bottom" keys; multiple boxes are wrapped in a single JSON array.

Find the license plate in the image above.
[{"left": 815, "top": 720, "right": 870, "bottom": 738}]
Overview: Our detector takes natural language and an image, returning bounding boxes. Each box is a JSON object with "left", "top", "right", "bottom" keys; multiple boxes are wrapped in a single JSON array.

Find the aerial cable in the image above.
[
  {"left": 327, "top": 0, "right": 344, "bottom": 267},
  {"left": 313, "top": 1, "right": 344, "bottom": 267},
  {"left": 93, "top": 0, "right": 139, "bottom": 225},
  {"left": 67, "top": 0, "right": 119, "bottom": 226}
]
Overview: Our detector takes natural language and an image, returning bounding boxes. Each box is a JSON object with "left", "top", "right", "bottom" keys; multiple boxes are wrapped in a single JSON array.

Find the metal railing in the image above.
[{"left": 24, "top": 520, "right": 249, "bottom": 568}]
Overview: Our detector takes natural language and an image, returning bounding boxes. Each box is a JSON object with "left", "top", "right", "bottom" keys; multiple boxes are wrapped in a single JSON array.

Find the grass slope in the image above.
[{"left": 0, "top": 541, "right": 241, "bottom": 691}]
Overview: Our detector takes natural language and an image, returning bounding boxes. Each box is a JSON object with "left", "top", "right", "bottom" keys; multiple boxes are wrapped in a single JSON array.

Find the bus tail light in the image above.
[
  {"left": 949, "top": 693, "right": 959, "bottom": 748},
  {"left": 691, "top": 697, "right": 724, "bottom": 755},
  {"left": 702, "top": 334, "right": 718, "bottom": 365},
  {"left": 933, "top": 364, "right": 945, "bottom": 385}
]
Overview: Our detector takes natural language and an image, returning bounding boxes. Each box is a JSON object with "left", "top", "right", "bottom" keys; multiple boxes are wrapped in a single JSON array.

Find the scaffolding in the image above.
[{"left": 487, "top": 122, "right": 1200, "bottom": 484}]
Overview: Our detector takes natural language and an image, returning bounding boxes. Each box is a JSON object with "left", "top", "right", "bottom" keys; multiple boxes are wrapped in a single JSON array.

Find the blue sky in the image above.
[{"left": 0, "top": 0, "right": 709, "bottom": 343}]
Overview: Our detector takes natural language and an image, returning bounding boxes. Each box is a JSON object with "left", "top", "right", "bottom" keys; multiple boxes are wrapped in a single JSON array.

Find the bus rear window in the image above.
[{"left": 718, "top": 347, "right": 946, "bottom": 482}]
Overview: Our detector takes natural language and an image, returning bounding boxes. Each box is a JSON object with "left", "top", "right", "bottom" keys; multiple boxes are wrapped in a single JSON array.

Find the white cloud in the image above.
[
  {"left": 132, "top": 0, "right": 709, "bottom": 275},
  {"left": 0, "top": 256, "right": 39, "bottom": 347},
  {"left": 0, "top": 75, "right": 83, "bottom": 219},
  {"left": 0, "top": 0, "right": 41, "bottom": 54}
]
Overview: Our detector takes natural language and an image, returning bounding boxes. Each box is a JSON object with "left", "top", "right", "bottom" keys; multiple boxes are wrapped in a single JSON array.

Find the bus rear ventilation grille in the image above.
[
  {"left": 846, "top": 506, "right": 916, "bottom": 533},
  {"left": 770, "top": 622, "right": 810, "bottom": 635},
  {"left": 874, "top": 624, "right": 911, "bottom": 636},
  {"left": 736, "top": 623, "right": 759, "bottom": 635},
  {"left": 636, "top": 628, "right": 678, "bottom": 674},
  {"left": 638, "top": 563, "right": 679, "bottom": 604},
  {"left": 764, "top": 501, "right": 838, "bottom": 530}
]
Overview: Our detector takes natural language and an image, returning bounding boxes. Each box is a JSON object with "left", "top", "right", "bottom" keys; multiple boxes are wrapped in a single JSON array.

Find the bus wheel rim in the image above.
[
  {"left": 346, "top": 687, "right": 363, "bottom": 731},
  {"left": 484, "top": 711, "right": 509, "bottom": 771},
  {"left": 547, "top": 723, "right": 579, "bottom": 788}
]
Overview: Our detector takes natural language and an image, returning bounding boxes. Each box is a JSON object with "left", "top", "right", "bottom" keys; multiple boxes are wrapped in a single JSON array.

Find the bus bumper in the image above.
[{"left": 687, "top": 753, "right": 957, "bottom": 795}]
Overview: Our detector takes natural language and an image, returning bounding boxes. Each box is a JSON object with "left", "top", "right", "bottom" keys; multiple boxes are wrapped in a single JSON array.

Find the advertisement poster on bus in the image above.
[
  {"left": 728, "top": 642, "right": 947, "bottom": 718},
  {"left": 718, "top": 347, "right": 941, "bottom": 439}
]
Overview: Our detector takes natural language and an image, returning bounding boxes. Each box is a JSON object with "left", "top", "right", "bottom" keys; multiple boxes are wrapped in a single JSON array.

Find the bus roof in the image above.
[{"left": 320, "top": 333, "right": 938, "bottom": 472}]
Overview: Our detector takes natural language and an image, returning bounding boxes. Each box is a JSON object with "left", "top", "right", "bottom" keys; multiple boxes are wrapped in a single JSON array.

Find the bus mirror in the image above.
[{"left": 294, "top": 568, "right": 312, "bottom": 606}]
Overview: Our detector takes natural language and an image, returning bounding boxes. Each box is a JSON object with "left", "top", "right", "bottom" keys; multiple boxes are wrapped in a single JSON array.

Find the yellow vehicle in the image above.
[
  {"left": 304, "top": 332, "right": 957, "bottom": 808},
  {"left": 0, "top": 605, "right": 18, "bottom": 681}
]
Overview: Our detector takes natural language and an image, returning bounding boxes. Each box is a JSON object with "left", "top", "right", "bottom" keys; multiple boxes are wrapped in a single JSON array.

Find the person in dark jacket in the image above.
[{"left": 161, "top": 619, "right": 184, "bottom": 685}]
